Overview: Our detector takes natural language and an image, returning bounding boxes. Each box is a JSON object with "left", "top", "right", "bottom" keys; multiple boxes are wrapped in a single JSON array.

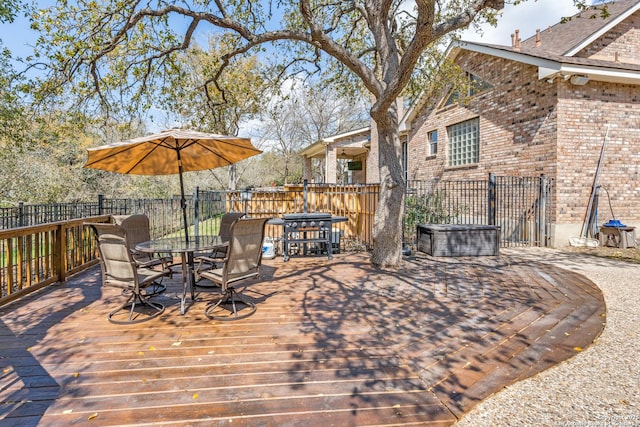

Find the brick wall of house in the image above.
[
  {"left": 556, "top": 80, "right": 640, "bottom": 224},
  {"left": 575, "top": 11, "right": 640, "bottom": 63},
  {"left": 406, "top": 48, "right": 640, "bottom": 244},
  {"left": 407, "top": 52, "right": 558, "bottom": 183}
]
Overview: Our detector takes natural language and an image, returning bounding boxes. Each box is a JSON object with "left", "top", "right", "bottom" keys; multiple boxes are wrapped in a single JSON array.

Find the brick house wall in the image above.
[
  {"left": 557, "top": 81, "right": 640, "bottom": 224},
  {"left": 407, "top": 52, "right": 558, "bottom": 182},
  {"left": 575, "top": 11, "right": 640, "bottom": 62},
  {"left": 405, "top": 48, "right": 640, "bottom": 246},
  {"left": 553, "top": 11, "right": 640, "bottom": 242},
  {"left": 302, "top": 5, "right": 640, "bottom": 246}
]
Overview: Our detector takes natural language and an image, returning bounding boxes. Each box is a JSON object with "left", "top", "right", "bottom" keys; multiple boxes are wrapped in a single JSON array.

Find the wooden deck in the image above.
[{"left": 1, "top": 251, "right": 605, "bottom": 426}]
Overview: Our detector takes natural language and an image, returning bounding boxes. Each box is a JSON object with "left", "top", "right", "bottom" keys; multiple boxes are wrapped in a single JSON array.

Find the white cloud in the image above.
[{"left": 462, "top": 0, "right": 586, "bottom": 45}]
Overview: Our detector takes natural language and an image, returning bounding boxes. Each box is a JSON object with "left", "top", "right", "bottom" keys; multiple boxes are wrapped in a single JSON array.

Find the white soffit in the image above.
[
  {"left": 459, "top": 41, "right": 640, "bottom": 84},
  {"left": 456, "top": 41, "right": 560, "bottom": 69},
  {"left": 540, "top": 64, "right": 640, "bottom": 84}
]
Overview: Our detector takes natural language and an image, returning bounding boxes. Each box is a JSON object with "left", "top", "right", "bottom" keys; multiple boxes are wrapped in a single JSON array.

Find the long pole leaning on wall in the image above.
[
  {"left": 581, "top": 124, "right": 610, "bottom": 239},
  {"left": 538, "top": 174, "right": 547, "bottom": 247}
]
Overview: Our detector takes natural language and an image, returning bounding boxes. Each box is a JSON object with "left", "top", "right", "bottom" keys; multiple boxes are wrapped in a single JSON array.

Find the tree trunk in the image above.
[
  {"left": 370, "top": 107, "right": 405, "bottom": 267},
  {"left": 228, "top": 164, "right": 238, "bottom": 190}
]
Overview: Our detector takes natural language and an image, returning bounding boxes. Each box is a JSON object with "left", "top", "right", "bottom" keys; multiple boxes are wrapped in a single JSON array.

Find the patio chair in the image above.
[
  {"left": 87, "top": 222, "right": 170, "bottom": 324},
  {"left": 113, "top": 214, "right": 173, "bottom": 294},
  {"left": 194, "top": 212, "right": 245, "bottom": 281},
  {"left": 199, "top": 217, "right": 269, "bottom": 321}
]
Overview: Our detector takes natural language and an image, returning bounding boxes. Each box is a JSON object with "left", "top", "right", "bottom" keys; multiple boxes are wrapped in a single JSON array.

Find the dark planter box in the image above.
[{"left": 417, "top": 224, "right": 500, "bottom": 256}]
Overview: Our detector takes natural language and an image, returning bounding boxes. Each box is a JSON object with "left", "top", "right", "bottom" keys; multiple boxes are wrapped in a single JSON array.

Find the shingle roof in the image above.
[{"left": 518, "top": 0, "right": 640, "bottom": 56}]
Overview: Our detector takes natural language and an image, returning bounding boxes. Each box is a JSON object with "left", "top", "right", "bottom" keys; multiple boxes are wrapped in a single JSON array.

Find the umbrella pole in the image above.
[{"left": 177, "top": 151, "right": 190, "bottom": 244}]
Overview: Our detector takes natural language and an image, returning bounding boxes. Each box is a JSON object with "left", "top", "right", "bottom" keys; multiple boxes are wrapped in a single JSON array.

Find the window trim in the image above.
[
  {"left": 447, "top": 118, "right": 479, "bottom": 167},
  {"left": 427, "top": 130, "right": 438, "bottom": 156}
]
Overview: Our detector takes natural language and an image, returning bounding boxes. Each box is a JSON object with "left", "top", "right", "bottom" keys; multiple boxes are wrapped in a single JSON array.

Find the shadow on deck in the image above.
[{"left": 0, "top": 250, "right": 605, "bottom": 426}]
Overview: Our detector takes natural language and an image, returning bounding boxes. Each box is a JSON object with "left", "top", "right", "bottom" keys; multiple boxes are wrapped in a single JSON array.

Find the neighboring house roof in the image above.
[
  {"left": 401, "top": 0, "right": 640, "bottom": 130},
  {"left": 299, "top": 126, "right": 371, "bottom": 158}
]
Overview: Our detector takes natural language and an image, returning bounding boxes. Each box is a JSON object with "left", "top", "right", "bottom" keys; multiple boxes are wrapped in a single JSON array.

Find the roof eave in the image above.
[
  {"left": 321, "top": 126, "right": 371, "bottom": 143},
  {"left": 299, "top": 126, "right": 372, "bottom": 158},
  {"left": 401, "top": 35, "right": 640, "bottom": 133},
  {"left": 541, "top": 64, "right": 640, "bottom": 84},
  {"left": 298, "top": 141, "right": 327, "bottom": 158},
  {"left": 457, "top": 41, "right": 561, "bottom": 69},
  {"left": 460, "top": 41, "right": 640, "bottom": 84}
]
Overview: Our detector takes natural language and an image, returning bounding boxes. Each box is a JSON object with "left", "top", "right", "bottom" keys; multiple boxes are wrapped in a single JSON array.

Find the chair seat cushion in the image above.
[
  {"left": 135, "top": 256, "right": 172, "bottom": 268},
  {"left": 137, "top": 267, "right": 172, "bottom": 287},
  {"left": 200, "top": 268, "right": 259, "bottom": 286}
]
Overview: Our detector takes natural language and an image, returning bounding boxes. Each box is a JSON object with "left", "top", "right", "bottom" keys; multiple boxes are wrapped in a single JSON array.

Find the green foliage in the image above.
[
  {"left": 403, "top": 192, "right": 455, "bottom": 238},
  {"left": 25, "top": 0, "right": 517, "bottom": 125},
  {"left": 0, "top": 0, "right": 23, "bottom": 24},
  {"left": 161, "top": 35, "right": 266, "bottom": 136},
  {"left": 0, "top": 39, "right": 28, "bottom": 144}
]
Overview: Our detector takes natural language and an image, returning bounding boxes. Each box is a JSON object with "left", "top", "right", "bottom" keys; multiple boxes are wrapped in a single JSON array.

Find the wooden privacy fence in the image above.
[
  {"left": 220, "top": 175, "right": 552, "bottom": 249},
  {"left": 218, "top": 183, "right": 379, "bottom": 249}
]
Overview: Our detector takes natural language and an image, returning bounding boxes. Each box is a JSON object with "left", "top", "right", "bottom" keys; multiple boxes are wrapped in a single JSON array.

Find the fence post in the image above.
[
  {"left": 538, "top": 174, "right": 547, "bottom": 247},
  {"left": 303, "top": 179, "right": 308, "bottom": 213},
  {"left": 55, "top": 223, "right": 66, "bottom": 282},
  {"left": 487, "top": 173, "right": 496, "bottom": 226},
  {"left": 18, "top": 202, "right": 24, "bottom": 227},
  {"left": 98, "top": 195, "right": 104, "bottom": 215},
  {"left": 194, "top": 187, "right": 200, "bottom": 237}
]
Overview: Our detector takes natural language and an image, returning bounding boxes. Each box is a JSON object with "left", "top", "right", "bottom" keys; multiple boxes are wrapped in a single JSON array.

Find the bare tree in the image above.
[{"left": 256, "top": 83, "right": 367, "bottom": 184}]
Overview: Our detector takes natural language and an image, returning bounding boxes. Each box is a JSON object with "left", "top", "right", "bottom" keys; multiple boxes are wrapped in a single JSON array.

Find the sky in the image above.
[
  {"left": 1, "top": 0, "right": 586, "bottom": 62},
  {"left": 0, "top": 0, "right": 587, "bottom": 134},
  {"left": 460, "top": 0, "right": 584, "bottom": 44}
]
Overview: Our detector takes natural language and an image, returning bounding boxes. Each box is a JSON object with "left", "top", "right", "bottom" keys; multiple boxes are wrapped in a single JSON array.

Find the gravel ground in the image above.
[{"left": 455, "top": 247, "right": 640, "bottom": 427}]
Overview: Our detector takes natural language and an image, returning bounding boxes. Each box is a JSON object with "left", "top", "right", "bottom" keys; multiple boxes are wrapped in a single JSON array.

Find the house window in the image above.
[
  {"left": 428, "top": 130, "right": 437, "bottom": 155},
  {"left": 447, "top": 118, "right": 479, "bottom": 166}
]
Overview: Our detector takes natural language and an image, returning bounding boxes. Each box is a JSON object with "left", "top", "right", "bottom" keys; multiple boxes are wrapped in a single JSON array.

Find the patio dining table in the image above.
[{"left": 135, "top": 236, "right": 227, "bottom": 315}]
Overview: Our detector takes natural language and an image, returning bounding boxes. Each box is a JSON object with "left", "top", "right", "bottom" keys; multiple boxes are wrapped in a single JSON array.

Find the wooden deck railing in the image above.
[{"left": 0, "top": 215, "right": 111, "bottom": 307}]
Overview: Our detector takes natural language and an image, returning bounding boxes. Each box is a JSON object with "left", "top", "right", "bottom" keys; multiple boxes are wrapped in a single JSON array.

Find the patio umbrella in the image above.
[{"left": 84, "top": 128, "right": 262, "bottom": 243}]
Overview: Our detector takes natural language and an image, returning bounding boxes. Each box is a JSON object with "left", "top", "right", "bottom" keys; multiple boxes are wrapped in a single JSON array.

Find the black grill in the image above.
[{"left": 282, "top": 213, "right": 333, "bottom": 261}]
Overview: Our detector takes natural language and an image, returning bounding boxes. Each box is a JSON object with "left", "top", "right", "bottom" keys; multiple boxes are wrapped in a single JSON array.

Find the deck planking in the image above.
[{"left": 1, "top": 252, "right": 605, "bottom": 426}]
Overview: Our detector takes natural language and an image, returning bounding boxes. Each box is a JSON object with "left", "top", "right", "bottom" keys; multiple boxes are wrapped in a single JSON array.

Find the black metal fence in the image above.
[
  {"left": 0, "top": 202, "right": 102, "bottom": 229},
  {"left": 0, "top": 174, "right": 553, "bottom": 248},
  {"left": 405, "top": 174, "right": 553, "bottom": 247}
]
